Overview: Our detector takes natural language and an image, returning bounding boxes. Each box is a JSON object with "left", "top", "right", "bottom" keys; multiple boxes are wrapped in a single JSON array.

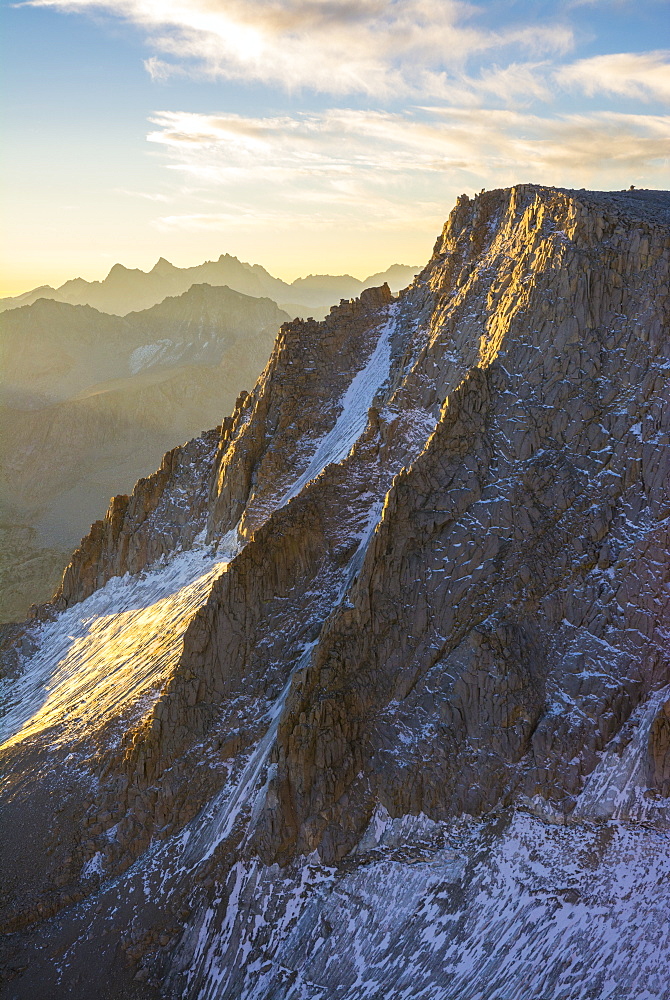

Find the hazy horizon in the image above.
[
  {"left": 1, "top": 251, "right": 422, "bottom": 301},
  {"left": 3, "top": 0, "right": 669, "bottom": 296}
]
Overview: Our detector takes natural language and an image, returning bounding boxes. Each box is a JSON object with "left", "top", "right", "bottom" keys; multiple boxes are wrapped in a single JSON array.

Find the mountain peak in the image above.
[
  {"left": 151, "top": 256, "right": 175, "bottom": 273},
  {"left": 106, "top": 262, "right": 132, "bottom": 278}
]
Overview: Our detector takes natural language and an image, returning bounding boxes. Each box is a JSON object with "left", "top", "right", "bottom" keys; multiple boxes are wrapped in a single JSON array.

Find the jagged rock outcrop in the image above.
[
  {"left": 256, "top": 186, "right": 670, "bottom": 861},
  {"left": 207, "top": 283, "right": 396, "bottom": 537},
  {"left": 1, "top": 185, "right": 669, "bottom": 1000},
  {"left": 53, "top": 429, "right": 221, "bottom": 610}
]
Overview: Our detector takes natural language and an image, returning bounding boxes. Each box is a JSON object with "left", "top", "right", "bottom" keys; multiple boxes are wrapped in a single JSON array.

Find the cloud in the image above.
[
  {"left": 565, "top": 0, "right": 659, "bottom": 7},
  {"left": 143, "top": 56, "right": 179, "bottom": 83},
  {"left": 146, "top": 106, "right": 670, "bottom": 237},
  {"left": 557, "top": 51, "right": 670, "bottom": 103},
  {"left": 25, "top": 0, "right": 573, "bottom": 99},
  {"left": 148, "top": 106, "right": 670, "bottom": 173},
  {"left": 473, "top": 62, "right": 553, "bottom": 104},
  {"left": 114, "top": 188, "right": 172, "bottom": 202}
]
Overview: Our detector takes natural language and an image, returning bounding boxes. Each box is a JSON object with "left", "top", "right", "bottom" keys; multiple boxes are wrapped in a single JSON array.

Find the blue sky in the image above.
[{"left": 2, "top": 0, "right": 669, "bottom": 293}]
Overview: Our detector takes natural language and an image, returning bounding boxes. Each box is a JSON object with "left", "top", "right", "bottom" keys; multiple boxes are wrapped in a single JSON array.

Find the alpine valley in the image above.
[{"left": 1, "top": 185, "right": 669, "bottom": 1000}]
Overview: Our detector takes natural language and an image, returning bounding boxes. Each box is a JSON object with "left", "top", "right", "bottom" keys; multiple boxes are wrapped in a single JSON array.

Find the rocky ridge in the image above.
[{"left": 1, "top": 184, "right": 669, "bottom": 999}]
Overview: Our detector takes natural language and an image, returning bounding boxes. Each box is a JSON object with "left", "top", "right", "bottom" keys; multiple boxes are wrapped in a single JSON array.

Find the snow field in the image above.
[{"left": 0, "top": 542, "right": 231, "bottom": 754}]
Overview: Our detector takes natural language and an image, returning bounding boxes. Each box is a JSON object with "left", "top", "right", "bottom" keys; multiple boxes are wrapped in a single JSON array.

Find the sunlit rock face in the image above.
[{"left": 1, "top": 185, "right": 669, "bottom": 999}]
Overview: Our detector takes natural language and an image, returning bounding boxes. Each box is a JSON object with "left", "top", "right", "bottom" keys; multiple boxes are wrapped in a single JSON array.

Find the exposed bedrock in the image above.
[
  {"left": 0, "top": 281, "right": 413, "bottom": 936},
  {"left": 51, "top": 429, "right": 221, "bottom": 611},
  {"left": 253, "top": 184, "right": 670, "bottom": 862},
  {"left": 650, "top": 699, "right": 670, "bottom": 797},
  {"left": 49, "top": 184, "right": 670, "bottom": 872},
  {"left": 206, "top": 282, "right": 396, "bottom": 538}
]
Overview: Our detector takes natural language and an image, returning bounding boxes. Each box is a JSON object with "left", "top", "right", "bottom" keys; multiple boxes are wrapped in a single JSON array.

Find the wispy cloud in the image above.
[
  {"left": 26, "top": 0, "right": 573, "bottom": 99},
  {"left": 114, "top": 187, "right": 173, "bottom": 202},
  {"left": 148, "top": 106, "right": 670, "bottom": 174},
  {"left": 557, "top": 51, "right": 670, "bottom": 103},
  {"left": 147, "top": 106, "right": 670, "bottom": 236},
  {"left": 9, "top": 0, "right": 670, "bottom": 287}
]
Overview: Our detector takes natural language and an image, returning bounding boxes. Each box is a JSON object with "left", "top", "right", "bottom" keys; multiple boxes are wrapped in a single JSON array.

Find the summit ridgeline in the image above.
[{"left": 1, "top": 185, "right": 669, "bottom": 999}]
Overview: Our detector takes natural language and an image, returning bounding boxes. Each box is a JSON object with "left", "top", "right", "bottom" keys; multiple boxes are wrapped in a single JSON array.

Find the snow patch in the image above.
[
  {"left": 573, "top": 684, "right": 670, "bottom": 823},
  {"left": 81, "top": 851, "right": 104, "bottom": 879},
  {"left": 182, "top": 643, "right": 318, "bottom": 867},
  {"left": 129, "top": 340, "right": 174, "bottom": 374}
]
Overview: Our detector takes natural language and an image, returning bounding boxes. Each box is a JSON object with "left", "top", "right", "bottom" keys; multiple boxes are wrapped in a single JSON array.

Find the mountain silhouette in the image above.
[{"left": 1, "top": 256, "right": 420, "bottom": 318}]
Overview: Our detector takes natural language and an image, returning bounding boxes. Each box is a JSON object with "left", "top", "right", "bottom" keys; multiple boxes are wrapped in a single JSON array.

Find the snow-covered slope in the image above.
[
  {"left": 0, "top": 542, "right": 230, "bottom": 753},
  {"left": 173, "top": 810, "right": 670, "bottom": 1000}
]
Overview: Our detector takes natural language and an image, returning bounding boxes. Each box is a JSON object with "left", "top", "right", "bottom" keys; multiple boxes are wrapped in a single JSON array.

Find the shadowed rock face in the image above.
[
  {"left": 650, "top": 700, "right": 670, "bottom": 797},
  {"left": 258, "top": 186, "right": 670, "bottom": 862},
  {"left": 1, "top": 185, "right": 669, "bottom": 999}
]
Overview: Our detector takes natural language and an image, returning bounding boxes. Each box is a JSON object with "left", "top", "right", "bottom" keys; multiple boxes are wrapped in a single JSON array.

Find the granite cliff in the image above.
[{"left": 1, "top": 185, "right": 669, "bottom": 1000}]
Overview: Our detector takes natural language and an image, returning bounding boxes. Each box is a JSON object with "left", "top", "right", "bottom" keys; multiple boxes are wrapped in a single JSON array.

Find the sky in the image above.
[{"left": 2, "top": 0, "right": 669, "bottom": 294}]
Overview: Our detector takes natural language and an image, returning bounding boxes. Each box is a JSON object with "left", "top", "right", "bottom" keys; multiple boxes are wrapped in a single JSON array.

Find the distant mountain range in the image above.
[
  {"left": 0, "top": 257, "right": 420, "bottom": 319},
  {"left": 2, "top": 282, "right": 288, "bottom": 406},
  {"left": 0, "top": 283, "right": 289, "bottom": 621}
]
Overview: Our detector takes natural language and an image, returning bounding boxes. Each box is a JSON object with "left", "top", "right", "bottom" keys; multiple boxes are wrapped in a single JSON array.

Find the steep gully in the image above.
[{"left": 1, "top": 185, "right": 669, "bottom": 998}]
